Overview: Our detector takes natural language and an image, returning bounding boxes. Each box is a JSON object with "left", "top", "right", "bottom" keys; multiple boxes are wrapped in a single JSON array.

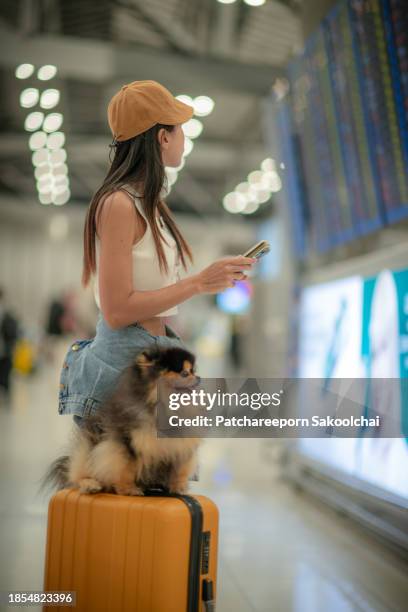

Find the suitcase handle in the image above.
[
  {"left": 202, "top": 579, "right": 215, "bottom": 612},
  {"left": 144, "top": 485, "right": 171, "bottom": 496}
]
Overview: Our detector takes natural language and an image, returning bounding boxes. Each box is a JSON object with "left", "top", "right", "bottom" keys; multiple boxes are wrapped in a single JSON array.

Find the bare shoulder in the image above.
[{"left": 95, "top": 189, "right": 144, "bottom": 240}]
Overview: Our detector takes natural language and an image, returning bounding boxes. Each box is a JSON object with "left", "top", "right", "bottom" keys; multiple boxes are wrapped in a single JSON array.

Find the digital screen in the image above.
[
  {"left": 255, "top": 217, "right": 282, "bottom": 280},
  {"left": 275, "top": 100, "right": 308, "bottom": 258},
  {"left": 349, "top": 0, "right": 408, "bottom": 223},
  {"left": 298, "top": 268, "right": 408, "bottom": 501},
  {"left": 279, "top": 0, "right": 408, "bottom": 256},
  {"left": 325, "top": 0, "right": 383, "bottom": 236}
]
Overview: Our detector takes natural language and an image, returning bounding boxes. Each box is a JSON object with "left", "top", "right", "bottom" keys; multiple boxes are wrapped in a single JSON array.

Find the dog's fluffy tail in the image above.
[{"left": 39, "top": 455, "right": 70, "bottom": 494}]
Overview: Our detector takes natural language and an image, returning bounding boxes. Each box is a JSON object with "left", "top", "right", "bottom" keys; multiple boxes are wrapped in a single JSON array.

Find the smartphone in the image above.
[{"left": 242, "top": 240, "right": 270, "bottom": 259}]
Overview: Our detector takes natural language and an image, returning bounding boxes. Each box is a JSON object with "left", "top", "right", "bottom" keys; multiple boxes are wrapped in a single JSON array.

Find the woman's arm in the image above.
[{"left": 96, "top": 190, "right": 200, "bottom": 330}]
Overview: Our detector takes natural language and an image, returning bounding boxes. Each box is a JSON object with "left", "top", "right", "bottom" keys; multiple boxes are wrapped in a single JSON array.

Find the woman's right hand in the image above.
[{"left": 194, "top": 256, "right": 257, "bottom": 295}]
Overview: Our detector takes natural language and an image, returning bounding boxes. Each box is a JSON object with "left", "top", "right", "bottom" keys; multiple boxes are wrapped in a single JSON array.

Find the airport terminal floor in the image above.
[{"left": 0, "top": 339, "right": 407, "bottom": 612}]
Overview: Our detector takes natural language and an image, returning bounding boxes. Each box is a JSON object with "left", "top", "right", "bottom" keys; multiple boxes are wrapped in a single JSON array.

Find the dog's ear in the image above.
[{"left": 134, "top": 349, "right": 156, "bottom": 368}]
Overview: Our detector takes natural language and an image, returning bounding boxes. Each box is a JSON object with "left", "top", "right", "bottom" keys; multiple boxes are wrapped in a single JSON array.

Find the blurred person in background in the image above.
[
  {"left": 44, "top": 290, "right": 81, "bottom": 363},
  {"left": 0, "top": 287, "right": 20, "bottom": 400},
  {"left": 43, "top": 294, "right": 65, "bottom": 364}
]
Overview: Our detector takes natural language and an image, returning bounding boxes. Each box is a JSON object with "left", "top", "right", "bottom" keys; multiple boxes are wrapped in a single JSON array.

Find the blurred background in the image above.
[{"left": 0, "top": 0, "right": 408, "bottom": 610}]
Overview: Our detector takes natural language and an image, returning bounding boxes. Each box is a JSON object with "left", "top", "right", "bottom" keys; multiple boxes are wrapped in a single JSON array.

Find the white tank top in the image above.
[{"left": 92, "top": 185, "right": 181, "bottom": 316}]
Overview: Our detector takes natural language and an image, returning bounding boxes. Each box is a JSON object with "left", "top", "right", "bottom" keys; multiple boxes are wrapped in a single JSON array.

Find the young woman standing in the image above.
[{"left": 58, "top": 80, "right": 257, "bottom": 427}]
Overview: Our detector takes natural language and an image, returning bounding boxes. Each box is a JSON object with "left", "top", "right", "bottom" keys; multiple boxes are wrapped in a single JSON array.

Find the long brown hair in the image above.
[{"left": 81, "top": 123, "right": 194, "bottom": 288}]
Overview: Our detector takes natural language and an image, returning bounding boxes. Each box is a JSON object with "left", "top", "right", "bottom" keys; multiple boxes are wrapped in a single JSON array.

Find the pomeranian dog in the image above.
[{"left": 41, "top": 345, "right": 201, "bottom": 496}]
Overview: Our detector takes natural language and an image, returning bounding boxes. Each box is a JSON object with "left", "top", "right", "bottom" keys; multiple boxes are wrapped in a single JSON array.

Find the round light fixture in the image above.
[
  {"left": 183, "top": 137, "right": 194, "bottom": 157},
  {"left": 20, "top": 88, "right": 39, "bottom": 108},
  {"left": 242, "top": 200, "right": 260, "bottom": 214},
  {"left": 43, "top": 113, "right": 63, "bottom": 133},
  {"left": 261, "top": 158, "right": 276, "bottom": 172},
  {"left": 29, "top": 131, "right": 47, "bottom": 150},
  {"left": 52, "top": 189, "right": 70, "bottom": 205},
  {"left": 39, "top": 192, "right": 53, "bottom": 205},
  {"left": 47, "top": 132, "right": 65, "bottom": 150},
  {"left": 52, "top": 163, "right": 68, "bottom": 176},
  {"left": 49, "top": 149, "right": 67, "bottom": 165},
  {"left": 35, "top": 165, "right": 52, "bottom": 180},
  {"left": 40, "top": 89, "right": 60, "bottom": 109},
  {"left": 176, "top": 94, "right": 193, "bottom": 106},
  {"left": 37, "top": 65, "right": 57, "bottom": 81},
  {"left": 182, "top": 118, "right": 203, "bottom": 139},
  {"left": 24, "top": 112, "right": 44, "bottom": 132},
  {"left": 193, "top": 96, "right": 215, "bottom": 117},
  {"left": 223, "top": 192, "right": 247, "bottom": 214},
  {"left": 15, "top": 64, "right": 35, "bottom": 79},
  {"left": 32, "top": 149, "right": 49, "bottom": 167}
]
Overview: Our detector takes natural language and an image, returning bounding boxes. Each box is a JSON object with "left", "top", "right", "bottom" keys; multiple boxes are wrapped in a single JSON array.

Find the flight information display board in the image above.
[
  {"left": 280, "top": 0, "right": 408, "bottom": 255},
  {"left": 349, "top": 0, "right": 408, "bottom": 223},
  {"left": 275, "top": 99, "right": 308, "bottom": 259}
]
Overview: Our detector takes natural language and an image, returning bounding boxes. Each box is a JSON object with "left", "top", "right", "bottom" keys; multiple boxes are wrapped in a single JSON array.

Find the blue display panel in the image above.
[
  {"left": 288, "top": 39, "right": 333, "bottom": 252},
  {"left": 324, "top": 0, "right": 384, "bottom": 237},
  {"left": 275, "top": 100, "right": 308, "bottom": 259},
  {"left": 281, "top": 0, "right": 408, "bottom": 257},
  {"left": 349, "top": 0, "right": 408, "bottom": 223},
  {"left": 306, "top": 29, "right": 354, "bottom": 246}
]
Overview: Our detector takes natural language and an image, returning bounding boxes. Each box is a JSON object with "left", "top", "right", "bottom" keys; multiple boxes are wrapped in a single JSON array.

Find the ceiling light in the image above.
[
  {"left": 39, "top": 192, "right": 52, "bottom": 205},
  {"left": 52, "top": 163, "right": 68, "bottom": 176},
  {"left": 20, "top": 88, "right": 39, "bottom": 108},
  {"left": 176, "top": 94, "right": 193, "bottom": 106},
  {"left": 236, "top": 182, "right": 251, "bottom": 195},
  {"left": 52, "top": 189, "right": 70, "bottom": 205},
  {"left": 182, "top": 118, "right": 203, "bottom": 139},
  {"left": 49, "top": 149, "right": 67, "bottom": 165},
  {"left": 52, "top": 182, "right": 70, "bottom": 196},
  {"left": 47, "top": 132, "right": 65, "bottom": 150},
  {"left": 32, "top": 149, "right": 49, "bottom": 167},
  {"left": 253, "top": 189, "right": 271, "bottom": 204},
  {"left": 37, "top": 65, "right": 57, "bottom": 81},
  {"left": 166, "top": 171, "right": 178, "bottom": 186},
  {"left": 193, "top": 96, "right": 215, "bottom": 117},
  {"left": 54, "top": 174, "right": 69, "bottom": 186},
  {"left": 243, "top": 0, "right": 266, "bottom": 6},
  {"left": 35, "top": 166, "right": 52, "bottom": 180},
  {"left": 43, "top": 113, "right": 63, "bottom": 133},
  {"left": 242, "top": 201, "right": 260, "bottom": 214},
  {"left": 175, "top": 157, "right": 186, "bottom": 172},
  {"left": 262, "top": 171, "right": 282, "bottom": 193},
  {"left": 40, "top": 89, "right": 60, "bottom": 109},
  {"left": 37, "top": 179, "right": 53, "bottom": 194},
  {"left": 217, "top": 0, "right": 237, "bottom": 4},
  {"left": 261, "top": 158, "right": 276, "bottom": 172},
  {"left": 25, "top": 112, "right": 44, "bottom": 132},
  {"left": 223, "top": 192, "right": 247, "bottom": 214},
  {"left": 183, "top": 137, "right": 194, "bottom": 157},
  {"left": 29, "top": 131, "right": 47, "bottom": 150},
  {"left": 16, "top": 63, "right": 35, "bottom": 79},
  {"left": 248, "top": 170, "right": 264, "bottom": 185}
]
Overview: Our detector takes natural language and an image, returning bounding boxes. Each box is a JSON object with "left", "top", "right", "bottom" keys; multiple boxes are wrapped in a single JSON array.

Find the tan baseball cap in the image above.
[{"left": 107, "top": 80, "right": 195, "bottom": 141}]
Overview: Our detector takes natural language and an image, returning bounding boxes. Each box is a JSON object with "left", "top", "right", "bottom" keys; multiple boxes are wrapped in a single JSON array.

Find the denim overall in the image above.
[{"left": 58, "top": 311, "right": 188, "bottom": 422}]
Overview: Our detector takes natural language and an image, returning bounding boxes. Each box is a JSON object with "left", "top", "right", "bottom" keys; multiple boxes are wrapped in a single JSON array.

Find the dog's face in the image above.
[{"left": 133, "top": 346, "right": 200, "bottom": 404}]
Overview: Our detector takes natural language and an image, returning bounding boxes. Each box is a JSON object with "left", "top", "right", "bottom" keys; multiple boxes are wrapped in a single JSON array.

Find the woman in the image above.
[{"left": 58, "top": 80, "right": 256, "bottom": 427}]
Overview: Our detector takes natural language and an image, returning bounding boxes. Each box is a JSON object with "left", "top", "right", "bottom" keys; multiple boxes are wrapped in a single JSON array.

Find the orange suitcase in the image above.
[{"left": 43, "top": 488, "right": 218, "bottom": 612}]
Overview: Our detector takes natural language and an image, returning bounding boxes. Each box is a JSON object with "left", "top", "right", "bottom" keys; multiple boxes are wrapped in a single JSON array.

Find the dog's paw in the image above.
[
  {"left": 78, "top": 478, "right": 103, "bottom": 494},
  {"left": 168, "top": 482, "right": 189, "bottom": 495},
  {"left": 114, "top": 484, "right": 144, "bottom": 496}
]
